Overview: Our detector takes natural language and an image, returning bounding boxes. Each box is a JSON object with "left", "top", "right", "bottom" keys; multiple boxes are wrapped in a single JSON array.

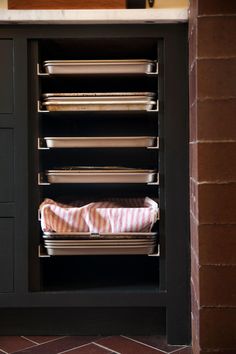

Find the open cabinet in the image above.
[{"left": 0, "top": 24, "right": 189, "bottom": 344}]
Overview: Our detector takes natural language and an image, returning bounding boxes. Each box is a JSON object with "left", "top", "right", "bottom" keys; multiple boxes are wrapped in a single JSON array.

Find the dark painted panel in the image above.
[
  {"left": 0, "top": 218, "right": 14, "bottom": 292},
  {"left": 0, "top": 40, "right": 14, "bottom": 114},
  {"left": 0, "top": 129, "right": 14, "bottom": 202}
]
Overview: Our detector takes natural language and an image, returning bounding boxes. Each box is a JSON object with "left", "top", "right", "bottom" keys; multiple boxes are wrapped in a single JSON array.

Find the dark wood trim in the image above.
[
  {"left": 0, "top": 307, "right": 165, "bottom": 335},
  {"left": 164, "top": 26, "right": 190, "bottom": 344},
  {"left": 8, "top": 0, "right": 126, "bottom": 10}
]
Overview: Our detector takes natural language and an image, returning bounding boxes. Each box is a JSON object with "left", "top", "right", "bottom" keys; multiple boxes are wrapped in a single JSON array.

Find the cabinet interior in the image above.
[{"left": 28, "top": 37, "right": 162, "bottom": 293}]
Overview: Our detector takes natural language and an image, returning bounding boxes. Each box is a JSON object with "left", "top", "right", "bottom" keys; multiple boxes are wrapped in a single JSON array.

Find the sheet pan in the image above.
[
  {"left": 44, "top": 136, "right": 157, "bottom": 148},
  {"left": 43, "top": 59, "right": 156, "bottom": 75}
]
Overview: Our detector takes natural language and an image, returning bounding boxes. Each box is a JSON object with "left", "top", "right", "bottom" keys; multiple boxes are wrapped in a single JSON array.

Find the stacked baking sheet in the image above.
[
  {"left": 43, "top": 233, "right": 157, "bottom": 255},
  {"left": 43, "top": 136, "right": 158, "bottom": 148},
  {"left": 40, "top": 198, "right": 158, "bottom": 255},
  {"left": 45, "top": 167, "right": 158, "bottom": 184},
  {"left": 43, "top": 59, "right": 157, "bottom": 75},
  {"left": 42, "top": 92, "right": 157, "bottom": 111}
]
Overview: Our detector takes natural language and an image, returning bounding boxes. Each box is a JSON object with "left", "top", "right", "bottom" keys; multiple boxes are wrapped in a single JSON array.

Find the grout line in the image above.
[
  {"left": 197, "top": 96, "right": 236, "bottom": 101},
  {"left": 20, "top": 336, "right": 39, "bottom": 345},
  {"left": 10, "top": 342, "right": 39, "bottom": 354},
  {"left": 93, "top": 342, "right": 121, "bottom": 354},
  {"left": 190, "top": 176, "right": 236, "bottom": 185},
  {"left": 28, "top": 336, "right": 68, "bottom": 345},
  {"left": 57, "top": 342, "right": 91, "bottom": 354},
  {"left": 197, "top": 180, "right": 236, "bottom": 185},
  {"left": 190, "top": 140, "right": 236, "bottom": 143},
  {"left": 121, "top": 335, "right": 168, "bottom": 353},
  {"left": 197, "top": 56, "right": 236, "bottom": 60},
  {"left": 0, "top": 349, "right": 8, "bottom": 354},
  {"left": 198, "top": 14, "right": 236, "bottom": 17}
]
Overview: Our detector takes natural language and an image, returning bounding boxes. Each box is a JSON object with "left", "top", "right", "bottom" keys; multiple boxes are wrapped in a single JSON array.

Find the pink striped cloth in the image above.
[{"left": 39, "top": 197, "right": 158, "bottom": 233}]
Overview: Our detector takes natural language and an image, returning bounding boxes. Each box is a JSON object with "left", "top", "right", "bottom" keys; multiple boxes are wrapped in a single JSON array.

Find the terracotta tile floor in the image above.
[{"left": 0, "top": 335, "right": 192, "bottom": 354}]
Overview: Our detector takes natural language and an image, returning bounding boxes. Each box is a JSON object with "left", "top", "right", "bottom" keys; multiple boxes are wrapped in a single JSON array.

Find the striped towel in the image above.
[{"left": 39, "top": 198, "right": 158, "bottom": 233}]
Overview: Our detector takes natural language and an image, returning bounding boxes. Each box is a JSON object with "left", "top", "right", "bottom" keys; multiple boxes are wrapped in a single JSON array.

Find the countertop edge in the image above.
[{"left": 0, "top": 8, "right": 188, "bottom": 24}]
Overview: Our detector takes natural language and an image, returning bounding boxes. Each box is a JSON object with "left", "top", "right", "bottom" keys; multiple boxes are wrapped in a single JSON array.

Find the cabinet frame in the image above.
[{"left": 0, "top": 24, "right": 189, "bottom": 344}]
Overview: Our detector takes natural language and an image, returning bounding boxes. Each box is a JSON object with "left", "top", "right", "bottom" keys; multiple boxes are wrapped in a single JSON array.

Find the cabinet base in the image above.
[{"left": 0, "top": 307, "right": 165, "bottom": 335}]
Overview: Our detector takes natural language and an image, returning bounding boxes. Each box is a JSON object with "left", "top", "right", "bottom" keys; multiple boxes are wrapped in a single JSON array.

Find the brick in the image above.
[
  {"left": 191, "top": 277, "right": 200, "bottom": 312},
  {"left": 189, "top": 61, "right": 197, "bottom": 106},
  {"left": 198, "top": 183, "right": 236, "bottom": 224},
  {"left": 198, "top": 16, "right": 236, "bottom": 58},
  {"left": 191, "top": 292, "right": 200, "bottom": 354},
  {"left": 200, "top": 265, "right": 236, "bottom": 306},
  {"left": 190, "top": 178, "right": 199, "bottom": 221},
  {"left": 198, "top": 0, "right": 236, "bottom": 15},
  {"left": 197, "top": 142, "right": 236, "bottom": 182},
  {"left": 197, "top": 58, "right": 236, "bottom": 99},
  {"left": 190, "top": 101, "right": 197, "bottom": 142},
  {"left": 190, "top": 214, "right": 199, "bottom": 258},
  {"left": 197, "top": 98, "right": 236, "bottom": 140},
  {"left": 189, "top": 22, "right": 197, "bottom": 69},
  {"left": 199, "top": 224, "right": 236, "bottom": 265},
  {"left": 190, "top": 142, "right": 198, "bottom": 181},
  {"left": 200, "top": 308, "right": 236, "bottom": 349},
  {"left": 200, "top": 351, "right": 236, "bottom": 354},
  {"left": 191, "top": 248, "right": 200, "bottom": 300}
]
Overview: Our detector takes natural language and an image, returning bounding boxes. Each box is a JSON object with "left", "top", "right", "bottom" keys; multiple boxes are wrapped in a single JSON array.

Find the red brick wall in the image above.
[{"left": 189, "top": 1, "right": 236, "bottom": 353}]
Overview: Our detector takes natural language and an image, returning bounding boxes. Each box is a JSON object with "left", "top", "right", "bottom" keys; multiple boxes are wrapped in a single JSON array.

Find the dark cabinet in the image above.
[
  {"left": 0, "top": 218, "right": 14, "bottom": 293},
  {"left": 0, "top": 40, "right": 14, "bottom": 114},
  {"left": 0, "top": 24, "right": 190, "bottom": 344},
  {"left": 0, "top": 129, "right": 14, "bottom": 202}
]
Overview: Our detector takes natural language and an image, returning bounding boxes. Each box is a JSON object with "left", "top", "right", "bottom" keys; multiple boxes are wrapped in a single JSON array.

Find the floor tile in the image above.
[
  {"left": 0, "top": 337, "right": 35, "bottom": 353},
  {"left": 128, "top": 335, "right": 184, "bottom": 352},
  {"left": 22, "top": 336, "right": 62, "bottom": 345},
  {"left": 96, "top": 336, "right": 164, "bottom": 353},
  {"left": 11, "top": 336, "right": 98, "bottom": 354},
  {"left": 170, "top": 347, "right": 192, "bottom": 354},
  {"left": 63, "top": 343, "right": 115, "bottom": 354}
]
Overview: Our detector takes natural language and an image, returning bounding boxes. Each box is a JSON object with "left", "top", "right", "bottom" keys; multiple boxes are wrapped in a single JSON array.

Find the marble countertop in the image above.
[{"left": 0, "top": 8, "right": 188, "bottom": 24}]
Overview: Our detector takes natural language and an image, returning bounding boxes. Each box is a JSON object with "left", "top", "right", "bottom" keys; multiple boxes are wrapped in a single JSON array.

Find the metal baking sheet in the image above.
[
  {"left": 44, "top": 245, "right": 156, "bottom": 256},
  {"left": 43, "top": 101, "right": 156, "bottom": 112},
  {"left": 44, "top": 96, "right": 154, "bottom": 102},
  {"left": 43, "top": 232, "right": 157, "bottom": 240},
  {"left": 48, "top": 167, "right": 152, "bottom": 172},
  {"left": 44, "top": 238, "right": 156, "bottom": 244},
  {"left": 44, "top": 136, "right": 157, "bottom": 148},
  {"left": 43, "top": 60, "right": 156, "bottom": 75},
  {"left": 46, "top": 169, "right": 157, "bottom": 183},
  {"left": 42, "top": 92, "right": 156, "bottom": 98},
  {"left": 44, "top": 241, "right": 156, "bottom": 246}
]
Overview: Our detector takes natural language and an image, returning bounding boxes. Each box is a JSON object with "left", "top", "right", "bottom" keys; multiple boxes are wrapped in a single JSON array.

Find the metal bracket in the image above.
[
  {"left": 38, "top": 173, "right": 50, "bottom": 186},
  {"left": 37, "top": 63, "right": 49, "bottom": 76},
  {"left": 147, "top": 173, "right": 159, "bottom": 186},
  {"left": 146, "top": 61, "right": 158, "bottom": 75},
  {"left": 38, "top": 209, "right": 41, "bottom": 221},
  {"left": 38, "top": 138, "right": 50, "bottom": 150},
  {"left": 147, "top": 100, "right": 159, "bottom": 112},
  {"left": 148, "top": 0, "right": 155, "bottom": 8},
  {"left": 37, "top": 100, "right": 49, "bottom": 113},
  {"left": 147, "top": 137, "right": 159, "bottom": 150},
  {"left": 148, "top": 244, "right": 160, "bottom": 257},
  {"left": 90, "top": 233, "right": 101, "bottom": 238},
  {"left": 38, "top": 245, "right": 50, "bottom": 258}
]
